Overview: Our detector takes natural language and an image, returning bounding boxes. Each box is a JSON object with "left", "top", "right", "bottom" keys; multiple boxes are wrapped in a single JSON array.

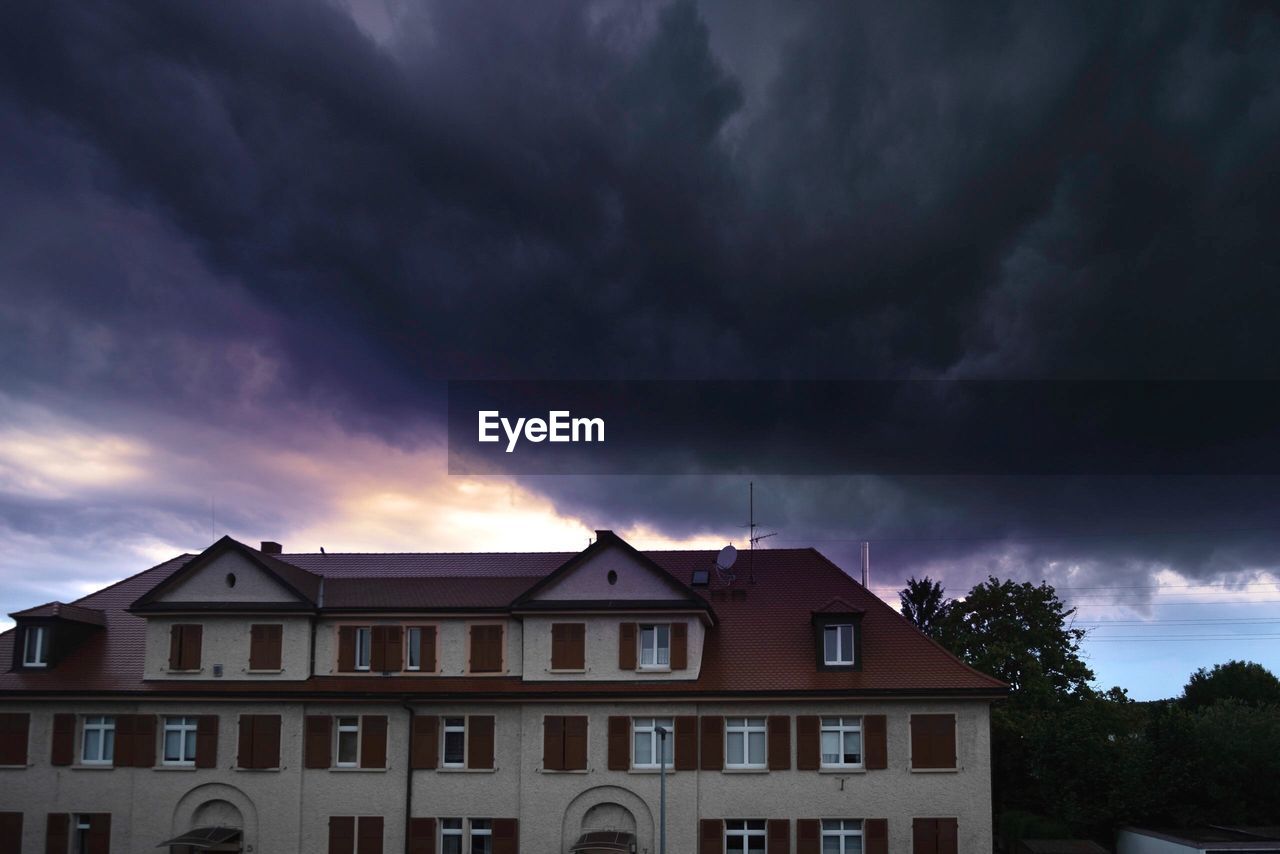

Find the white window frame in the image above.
[
  {"left": 725, "top": 819, "right": 767, "bottom": 854},
  {"left": 470, "top": 819, "right": 492, "bottom": 854},
  {"left": 335, "top": 716, "right": 361, "bottom": 767},
  {"left": 638, "top": 624, "right": 670, "bottom": 669},
  {"left": 81, "top": 715, "right": 115, "bottom": 765},
  {"left": 406, "top": 627, "right": 422, "bottom": 671},
  {"left": 822, "top": 819, "right": 863, "bottom": 854},
  {"left": 821, "top": 717, "right": 863, "bottom": 768},
  {"left": 442, "top": 717, "right": 466, "bottom": 768},
  {"left": 440, "top": 818, "right": 464, "bottom": 854},
  {"left": 632, "top": 717, "right": 674, "bottom": 769},
  {"left": 22, "top": 626, "right": 47, "bottom": 667},
  {"left": 725, "top": 717, "right": 768, "bottom": 769},
  {"left": 162, "top": 716, "right": 198, "bottom": 766},
  {"left": 354, "top": 627, "right": 372, "bottom": 671},
  {"left": 823, "top": 623, "right": 855, "bottom": 665}
]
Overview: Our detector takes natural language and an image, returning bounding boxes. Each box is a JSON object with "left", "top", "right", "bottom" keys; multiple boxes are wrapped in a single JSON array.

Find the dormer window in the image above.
[
  {"left": 823, "top": 624, "right": 854, "bottom": 666},
  {"left": 22, "top": 626, "right": 47, "bottom": 667},
  {"left": 638, "top": 624, "right": 670, "bottom": 669}
]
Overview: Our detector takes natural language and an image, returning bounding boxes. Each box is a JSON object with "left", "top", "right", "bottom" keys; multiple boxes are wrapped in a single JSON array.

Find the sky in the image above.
[{"left": 2, "top": 0, "right": 1279, "bottom": 700}]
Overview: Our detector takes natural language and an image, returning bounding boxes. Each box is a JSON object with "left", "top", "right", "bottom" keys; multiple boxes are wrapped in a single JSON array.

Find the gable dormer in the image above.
[
  {"left": 513, "top": 530, "right": 714, "bottom": 682},
  {"left": 130, "top": 536, "right": 320, "bottom": 613},
  {"left": 812, "top": 597, "right": 865, "bottom": 671},
  {"left": 8, "top": 601, "right": 105, "bottom": 671}
]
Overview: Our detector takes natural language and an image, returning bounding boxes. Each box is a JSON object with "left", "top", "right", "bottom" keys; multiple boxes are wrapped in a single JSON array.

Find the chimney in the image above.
[
  {"left": 860, "top": 541, "right": 870, "bottom": 588},
  {"left": 260, "top": 541, "right": 283, "bottom": 555}
]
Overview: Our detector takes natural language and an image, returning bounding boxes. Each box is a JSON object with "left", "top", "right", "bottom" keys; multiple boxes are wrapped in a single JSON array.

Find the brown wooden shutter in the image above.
[
  {"left": 86, "top": 814, "right": 110, "bottom": 854},
  {"left": 767, "top": 715, "right": 791, "bottom": 770},
  {"left": 492, "top": 818, "right": 518, "bottom": 854},
  {"left": 370, "top": 626, "right": 387, "bottom": 672},
  {"left": 329, "top": 816, "right": 356, "bottom": 854},
  {"left": 912, "top": 715, "right": 955, "bottom": 769},
  {"left": 670, "top": 622, "right": 688, "bottom": 670},
  {"left": 178, "top": 624, "right": 202, "bottom": 670},
  {"left": 113, "top": 714, "right": 135, "bottom": 768},
  {"left": 543, "top": 715, "right": 564, "bottom": 771},
  {"left": 408, "top": 818, "right": 436, "bottom": 854},
  {"left": 467, "top": 715, "right": 494, "bottom": 769},
  {"left": 913, "top": 819, "right": 937, "bottom": 854},
  {"left": 864, "top": 714, "right": 887, "bottom": 769},
  {"left": 386, "top": 627, "right": 404, "bottom": 673},
  {"left": 338, "top": 626, "right": 356, "bottom": 672},
  {"left": 250, "top": 624, "right": 283, "bottom": 670},
  {"left": 0, "top": 713, "right": 30, "bottom": 766},
  {"left": 196, "top": 715, "right": 218, "bottom": 768},
  {"left": 674, "top": 715, "right": 697, "bottom": 770},
  {"left": 618, "top": 623, "right": 636, "bottom": 670},
  {"left": 768, "top": 819, "right": 790, "bottom": 854},
  {"left": 169, "top": 624, "right": 183, "bottom": 670},
  {"left": 865, "top": 819, "right": 889, "bottom": 854},
  {"left": 551, "top": 623, "right": 585, "bottom": 670},
  {"left": 305, "top": 716, "right": 333, "bottom": 768},
  {"left": 420, "top": 626, "right": 437, "bottom": 672},
  {"left": 796, "top": 820, "right": 820, "bottom": 854},
  {"left": 470, "top": 625, "right": 503, "bottom": 673},
  {"left": 51, "top": 713, "right": 74, "bottom": 766},
  {"left": 699, "top": 819, "right": 723, "bottom": 854},
  {"left": 360, "top": 716, "right": 387, "bottom": 769},
  {"left": 357, "top": 816, "right": 384, "bottom": 854},
  {"left": 46, "top": 813, "right": 69, "bottom": 854},
  {"left": 699, "top": 715, "right": 723, "bottom": 770},
  {"left": 796, "top": 716, "right": 820, "bottom": 770},
  {"left": 411, "top": 715, "right": 438, "bottom": 769},
  {"left": 254, "top": 715, "right": 280, "bottom": 768},
  {"left": 238, "top": 715, "right": 253, "bottom": 768},
  {"left": 0, "top": 812, "right": 22, "bottom": 853},
  {"left": 135, "top": 715, "right": 157, "bottom": 767},
  {"left": 564, "top": 716, "right": 588, "bottom": 771},
  {"left": 938, "top": 819, "right": 958, "bottom": 854},
  {"left": 607, "top": 716, "right": 629, "bottom": 770}
]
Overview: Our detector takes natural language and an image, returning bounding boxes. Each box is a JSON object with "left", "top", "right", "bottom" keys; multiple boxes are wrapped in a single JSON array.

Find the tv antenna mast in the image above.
[{"left": 743, "top": 481, "right": 776, "bottom": 584}]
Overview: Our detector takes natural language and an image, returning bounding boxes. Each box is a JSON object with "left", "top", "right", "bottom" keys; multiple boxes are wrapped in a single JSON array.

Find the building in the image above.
[
  {"left": 1118, "top": 828, "right": 1280, "bottom": 854},
  {"left": 0, "top": 531, "right": 1006, "bottom": 854}
]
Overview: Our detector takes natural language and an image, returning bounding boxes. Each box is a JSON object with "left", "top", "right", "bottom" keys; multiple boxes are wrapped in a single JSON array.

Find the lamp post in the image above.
[{"left": 655, "top": 725, "right": 668, "bottom": 854}]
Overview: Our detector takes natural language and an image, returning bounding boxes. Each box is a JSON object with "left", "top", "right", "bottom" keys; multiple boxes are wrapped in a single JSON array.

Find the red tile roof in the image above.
[
  {"left": 9, "top": 601, "right": 106, "bottom": 625},
  {"left": 0, "top": 543, "right": 1006, "bottom": 699}
]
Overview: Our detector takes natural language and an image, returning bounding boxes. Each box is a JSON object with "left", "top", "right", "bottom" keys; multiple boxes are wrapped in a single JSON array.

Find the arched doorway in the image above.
[
  {"left": 169, "top": 783, "right": 256, "bottom": 853},
  {"left": 562, "top": 786, "right": 653, "bottom": 854}
]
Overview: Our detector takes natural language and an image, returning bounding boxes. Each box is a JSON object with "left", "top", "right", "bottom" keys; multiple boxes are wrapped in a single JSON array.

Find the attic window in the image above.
[
  {"left": 691, "top": 569, "right": 710, "bottom": 587},
  {"left": 225, "top": 573, "right": 237, "bottom": 588},
  {"left": 607, "top": 570, "right": 618, "bottom": 585},
  {"left": 23, "top": 626, "right": 48, "bottom": 667}
]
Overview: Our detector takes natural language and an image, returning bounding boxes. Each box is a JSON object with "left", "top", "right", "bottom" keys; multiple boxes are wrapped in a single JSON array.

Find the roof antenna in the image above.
[
  {"left": 861, "top": 541, "right": 870, "bottom": 588},
  {"left": 320, "top": 547, "right": 326, "bottom": 555},
  {"left": 742, "top": 481, "right": 776, "bottom": 584}
]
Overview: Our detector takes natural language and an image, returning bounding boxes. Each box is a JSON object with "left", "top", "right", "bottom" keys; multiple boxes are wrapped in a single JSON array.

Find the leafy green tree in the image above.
[
  {"left": 1181, "top": 660, "right": 1280, "bottom": 709},
  {"left": 899, "top": 576, "right": 950, "bottom": 637},
  {"left": 936, "top": 576, "right": 1094, "bottom": 700}
]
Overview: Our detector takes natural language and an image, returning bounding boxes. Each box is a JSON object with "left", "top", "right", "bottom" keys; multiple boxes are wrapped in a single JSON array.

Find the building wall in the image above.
[
  {"left": 531, "top": 548, "right": 691, "bottom": 602},
  {"left": 0, "top": 698, "right": 992, "bottom": 854},
  {"left": 153, "top": 551, "right": 301, "bottom": 604},
  {"left": 142, "top": 615, "right": 314, "bottom": 681},
  {"left": 312, "top": 617, "right": 526, "bottom": 677},
  {"left": 520, "top": 615, "right": 705, "bottom": 681}
]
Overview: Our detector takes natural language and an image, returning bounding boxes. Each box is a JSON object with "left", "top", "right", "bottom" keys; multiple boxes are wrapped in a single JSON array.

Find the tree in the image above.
[
  {"left": 899, "top": 576, "right": 950, "bottom": 637},
  {"left": 936, "top": 576, "right": 1093, "bottom": 701},
  {"left": 1182, "top": 660, "right": 1280, "bottom": 709}
]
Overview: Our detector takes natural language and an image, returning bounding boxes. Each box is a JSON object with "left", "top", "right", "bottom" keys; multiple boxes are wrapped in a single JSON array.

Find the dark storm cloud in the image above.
[{"left": 2, "top": 0, "right": 1280, "bottom": 599}]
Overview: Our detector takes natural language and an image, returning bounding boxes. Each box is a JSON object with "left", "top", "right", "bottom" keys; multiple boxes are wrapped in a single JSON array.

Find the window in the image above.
[
  {"left": 822, "top": 820, "right": 863, "bottom": 854},
  {"left": 821, "top": 717, "right": 862, "bottom": 767},
  {"left": 443, "top": 717, "right": 466, "bottom": 767},
  {"left": 163, "top": 717, "right": 198, "bottom": 765},
  {"left": 22, "top": 626, "right": 47, "bottom": 667},
  {"left": 725, "top": 820, "right": 767, "bottom": 854},
  {"left": 470, "top": 819, "right": 492, "bottom": 854},
  {"left": 441, "top": 819, "right": 464, "bottom": 854},
  {"left": 75, "top": 814, "right": 92, "bottom": 854},
  {"left": 726, "top": 718, "right": 767, "bottom": 768},
  {"left": 638, "top": 624, "right": 670, "bottom": 668},
  {"left": 407, "top": 628, "right": 422, "bottom": 671},
  {"left": 823, "top": 624, "right": 854, "bottom": 665},
  {"left": 354, "top": 627, "right": 372, "bottom": 671},
  {"left": 632, "top": 717, "right": 674, "bottom": 768},
  {"left": 81, "top": 716, "right": 115, "bottom": 764},
  {"left": 336, "top": 717, "right": 360, "bottom": 767}
]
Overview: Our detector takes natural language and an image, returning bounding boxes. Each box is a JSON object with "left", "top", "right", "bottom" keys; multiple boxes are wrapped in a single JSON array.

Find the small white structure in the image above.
[{"left": 1118, "top": 827, "right": 1280, "bottom": 854}]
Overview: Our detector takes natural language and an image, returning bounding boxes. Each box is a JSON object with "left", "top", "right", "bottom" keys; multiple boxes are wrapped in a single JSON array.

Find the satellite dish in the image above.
[{"left": 716, "top": 544, "right": 738, "bottom": 570}]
